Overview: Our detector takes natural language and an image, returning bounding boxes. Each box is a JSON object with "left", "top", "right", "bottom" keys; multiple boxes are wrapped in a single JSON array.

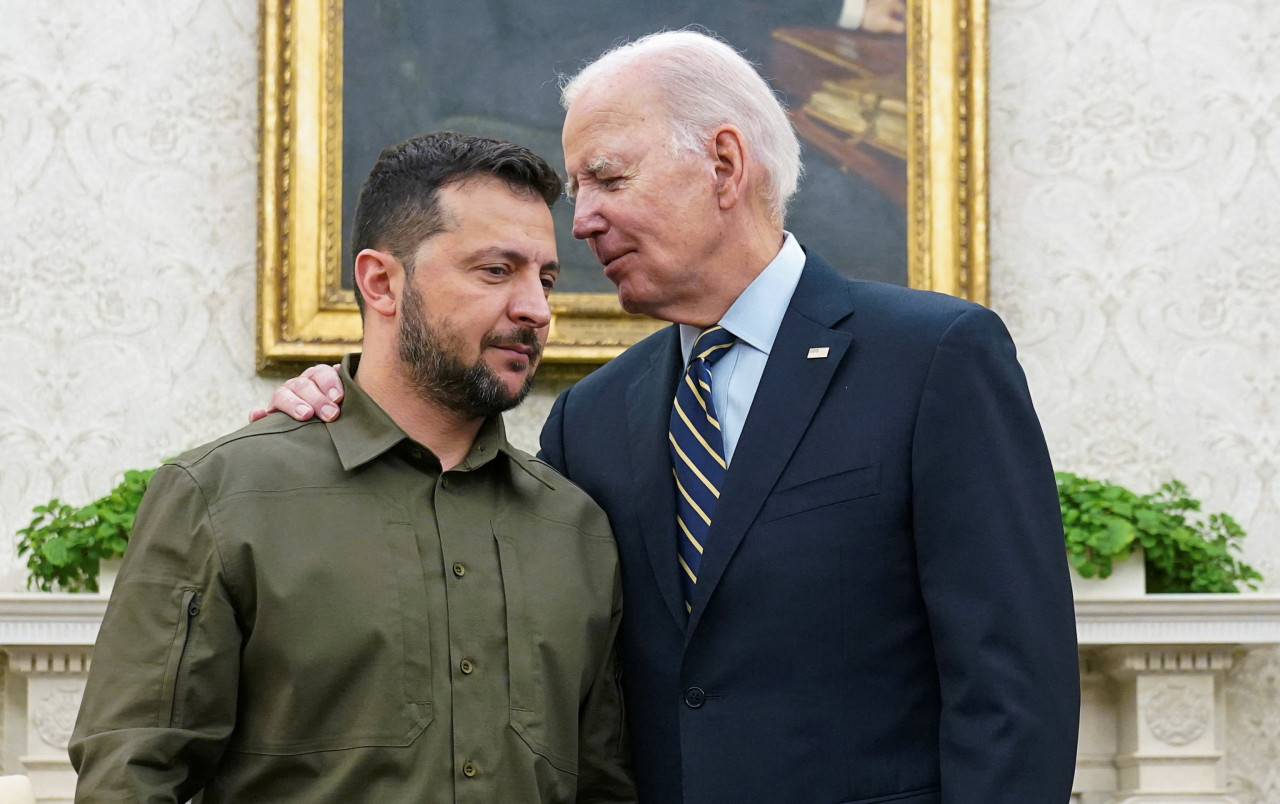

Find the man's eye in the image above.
[
  {"left": 599, "top": 177, "right": 621, "bottom": 188},
  {"left": 541, "top": 274, "right": 557, "bottom": 291},
  {"left": 484, "top": 265, "right": 508, "bottom": 277}
]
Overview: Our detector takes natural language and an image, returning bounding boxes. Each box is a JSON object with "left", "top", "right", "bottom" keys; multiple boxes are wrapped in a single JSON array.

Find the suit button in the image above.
[{"left": 684, "top": 687, "right": 706, "bottom": 708}]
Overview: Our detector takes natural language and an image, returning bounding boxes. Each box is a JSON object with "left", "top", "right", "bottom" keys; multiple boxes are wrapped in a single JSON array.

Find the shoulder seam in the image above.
[{"left": 176, "top": 418, "right": 317, "bottom": 470}]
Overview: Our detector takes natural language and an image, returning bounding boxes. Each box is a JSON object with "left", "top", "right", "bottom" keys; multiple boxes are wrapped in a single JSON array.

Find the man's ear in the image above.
[
  {"left": 711, "top": 127, "right": 748, "bottom": 210},
  {"left": 354, "top": 248, "right": 403, "bottom": 319}
]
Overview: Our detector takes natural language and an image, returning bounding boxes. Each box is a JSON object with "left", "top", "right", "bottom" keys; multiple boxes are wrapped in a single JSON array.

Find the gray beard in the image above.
[{"left": 396, "top": 281, "right": 538, "bottom": 419}]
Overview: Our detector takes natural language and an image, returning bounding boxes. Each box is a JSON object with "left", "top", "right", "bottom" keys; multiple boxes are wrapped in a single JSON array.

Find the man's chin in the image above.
[
  {"left": 613, "top": 283, "right": 645, "bottom": 315},
  {"left": 615, "top": 290, "right": 661, "bottom": 320},
  {"left": 489, "top": 361, "right": 538, "bottom": 402}
]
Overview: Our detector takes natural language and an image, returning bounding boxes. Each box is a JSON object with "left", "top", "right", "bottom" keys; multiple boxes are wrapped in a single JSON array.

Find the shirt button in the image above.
[
  {"left": 460, "top": 659, "right": 474, "bottom": 674},
  {"left": 684, "top": 687, "right": 706, "bottom": 708},
  {"left": 453, "top": 563, "right": 466, "bottom": 577},
  {"left": 410, "top": 448, "right": 423, "bottom": 460},
  {"left": 441, "top": 476, "right": 450, "bottom": 488},
  {"left": 462, "top": 762, "right": 477, "bottom": 778}
]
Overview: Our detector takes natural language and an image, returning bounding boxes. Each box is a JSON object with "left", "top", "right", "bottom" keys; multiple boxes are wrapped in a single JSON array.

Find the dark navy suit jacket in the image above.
[{"left": 539, "top": 250, "right": 1080, "bottom": 804}]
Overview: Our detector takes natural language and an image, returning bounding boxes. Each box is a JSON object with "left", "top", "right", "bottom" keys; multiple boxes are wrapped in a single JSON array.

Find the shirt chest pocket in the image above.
[
  {"left": 494, "top": 510, "right": 618, "bottom": 775},
  {"left": 215, "top": 490, "right": 434, "bottom": 755}
]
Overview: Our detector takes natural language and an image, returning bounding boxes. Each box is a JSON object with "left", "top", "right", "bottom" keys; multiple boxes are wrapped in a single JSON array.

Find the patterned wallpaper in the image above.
[
  {"left": 0, "top": 0, "right": 271, "bottom": 591},
  {"left": 991, "top": 0, "right": 1280, "bottom": 582},
  {"left": 989, "top": 1, "right": 1280, "bottom": 797},
  {"left": 1, "top": 0, "right": 1277, "bottom": 793}
]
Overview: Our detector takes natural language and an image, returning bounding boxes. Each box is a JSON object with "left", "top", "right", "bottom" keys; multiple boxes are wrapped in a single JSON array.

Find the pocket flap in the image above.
[{"left": 763, "top": 463, "right": 880, "bottom": 522}]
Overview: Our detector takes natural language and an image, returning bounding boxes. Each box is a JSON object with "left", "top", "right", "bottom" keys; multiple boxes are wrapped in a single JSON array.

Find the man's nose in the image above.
[
  {"left": 571, "top": 190, "right": 606, "bottom": 240},
  {"left": 509, "top": 271, "right": 552, "bottom": 330}
]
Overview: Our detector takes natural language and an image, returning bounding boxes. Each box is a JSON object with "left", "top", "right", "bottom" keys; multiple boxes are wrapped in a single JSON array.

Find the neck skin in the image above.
[
  {"left": 685, "top": 209, "right": 785, "bottom": 329},
  {"left": 353, "top": 336, "right": 484, "bottom": 472}
]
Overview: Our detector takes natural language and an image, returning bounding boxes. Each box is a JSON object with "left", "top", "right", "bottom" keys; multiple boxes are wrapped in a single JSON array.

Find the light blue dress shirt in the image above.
[{"left": 678, "top": 233, "right": 806, "bottom": 464}]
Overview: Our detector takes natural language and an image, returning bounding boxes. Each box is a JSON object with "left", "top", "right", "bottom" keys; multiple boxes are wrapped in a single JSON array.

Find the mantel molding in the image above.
[
  {"left": 0, "top": 594, "right": 108, "bottom": 649},
  {"left": 1075, "top": 594, "right": 1280, "bottom": 647}
]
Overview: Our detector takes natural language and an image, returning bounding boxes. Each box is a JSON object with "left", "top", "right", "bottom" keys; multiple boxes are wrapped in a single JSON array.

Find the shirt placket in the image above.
[{"left": 433, "top": 466, "right": 507, "bottom": 803}]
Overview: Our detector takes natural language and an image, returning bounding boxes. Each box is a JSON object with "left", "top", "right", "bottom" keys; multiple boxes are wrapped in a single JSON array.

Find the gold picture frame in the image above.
[{"left": 257, "top": 0, "right": 987, "bottom": 374}]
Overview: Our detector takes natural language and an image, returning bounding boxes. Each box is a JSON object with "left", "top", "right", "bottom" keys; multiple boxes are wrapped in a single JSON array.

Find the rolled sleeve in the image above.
[{"left": 70, "top": 464, "right": 241, "bottom": 803}]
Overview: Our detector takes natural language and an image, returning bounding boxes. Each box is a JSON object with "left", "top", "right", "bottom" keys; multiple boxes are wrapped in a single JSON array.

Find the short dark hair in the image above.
[{"left": 350, "top": 131, "right": 563, "bottom": 313}]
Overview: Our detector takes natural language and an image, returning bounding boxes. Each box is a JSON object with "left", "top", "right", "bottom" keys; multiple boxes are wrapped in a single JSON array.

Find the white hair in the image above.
[{"left": 560, "top": 30, "right": 802, "bottom": 224}]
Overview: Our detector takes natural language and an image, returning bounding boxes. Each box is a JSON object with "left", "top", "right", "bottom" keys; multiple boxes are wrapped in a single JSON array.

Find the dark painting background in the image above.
[{"left": 342, "top": 0, "right": 907, "bottom": 292}]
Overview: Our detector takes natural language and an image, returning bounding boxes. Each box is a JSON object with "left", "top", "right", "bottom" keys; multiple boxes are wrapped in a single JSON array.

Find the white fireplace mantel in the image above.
[
  {"left": 0, "top": 594, "right": 107, "bottom": 803},
  {"left": 1076, "top": 595, "right": 1280, "bottom": 646},
  {"left": 0, "top": 595, "right": 107, "bottom": 648},
  {"left": 1074, "top": 595, "right": 1280, "bottom": 804},
  {"left": 1, "top": 593, "right": 1279, "bottom": 803}
]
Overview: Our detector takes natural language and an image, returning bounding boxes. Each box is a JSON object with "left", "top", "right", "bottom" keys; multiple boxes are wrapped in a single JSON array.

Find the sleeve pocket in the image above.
[{"left": 161, "top": 587, "right": 201, "bottom": 727}]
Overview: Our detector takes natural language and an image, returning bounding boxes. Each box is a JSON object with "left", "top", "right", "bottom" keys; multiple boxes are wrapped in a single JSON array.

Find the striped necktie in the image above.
[{"left": 669, "top": 325, "right": 736, "bottom": 614}]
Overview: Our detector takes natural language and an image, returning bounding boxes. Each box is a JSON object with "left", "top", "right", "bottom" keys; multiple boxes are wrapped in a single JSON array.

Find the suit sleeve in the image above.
[
  {"left": 537, "top": 385, "right": 572, "bottom": 474},
  {"left": 910, "top": 307, "right": 1079, "bottom": 802},
  {"left": 70, "top": 464, "right": 241, "bottom": 803},
  {"left": 542, "top": 386, "right": 636, "bottom": 802}
]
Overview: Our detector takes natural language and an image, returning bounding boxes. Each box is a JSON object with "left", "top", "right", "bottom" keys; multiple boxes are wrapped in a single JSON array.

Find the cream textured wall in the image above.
[
  {"left": 1, "top": 0, "right": 1277, "bottom": 794},
  {"left": 990, "top": 2, "right": 1280, "bottom": 798},
  {"left": 0, "top": 0, "right": 274, "bottom": 589}
]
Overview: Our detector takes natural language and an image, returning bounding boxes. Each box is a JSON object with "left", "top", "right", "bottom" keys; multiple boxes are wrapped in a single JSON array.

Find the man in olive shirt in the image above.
[{"left": 70, "top": 132, "right": 636, "bottom": 803}]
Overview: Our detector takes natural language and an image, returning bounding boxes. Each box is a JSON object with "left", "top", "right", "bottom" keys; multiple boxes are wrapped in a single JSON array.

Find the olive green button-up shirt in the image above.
[{"left": 71, "top": 357, "right": 635, "bottom": 803}]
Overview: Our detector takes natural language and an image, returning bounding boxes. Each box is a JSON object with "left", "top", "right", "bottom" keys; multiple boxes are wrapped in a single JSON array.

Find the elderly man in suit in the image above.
[{"left": 265, "top": 30, "right": 1080, "bottom": 804}]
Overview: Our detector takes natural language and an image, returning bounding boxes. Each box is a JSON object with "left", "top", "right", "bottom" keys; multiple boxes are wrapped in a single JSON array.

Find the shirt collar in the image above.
[
  {"left": 328, "top": 353, "right": 518, "bottom": 472},
  {"left": 680, "top": 232, "right": 806, "bottom": 361},
  {"left": 454, "top": 414, "right": 514, "bottom": 472}
]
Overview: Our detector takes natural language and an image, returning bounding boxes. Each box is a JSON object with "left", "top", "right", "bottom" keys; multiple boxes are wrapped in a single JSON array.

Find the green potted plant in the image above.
[
  {"left": 16, "top": 466, "right": 158, "bottom": 592},
  {"left": 1057, "top": 472, "right": 1262, "bottom": 594}
]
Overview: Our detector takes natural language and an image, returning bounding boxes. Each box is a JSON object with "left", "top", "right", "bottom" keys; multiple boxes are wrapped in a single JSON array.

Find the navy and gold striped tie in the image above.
[{"left": 670, "top": 325, "right": 736, "bottom": 613}]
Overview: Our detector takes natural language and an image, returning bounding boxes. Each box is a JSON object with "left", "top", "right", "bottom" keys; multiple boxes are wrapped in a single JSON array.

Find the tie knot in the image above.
[{"left": 691, "top": 326, "right": 736, "bottom": 367}]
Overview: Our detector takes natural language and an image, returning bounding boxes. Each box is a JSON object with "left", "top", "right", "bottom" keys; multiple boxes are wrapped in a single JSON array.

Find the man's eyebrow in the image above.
[
  {"left": 585, "top": 155, "right": 622, "bottom": 177},
  {"left": 566, "top": 156, "right": 621, "bottom": 197}
]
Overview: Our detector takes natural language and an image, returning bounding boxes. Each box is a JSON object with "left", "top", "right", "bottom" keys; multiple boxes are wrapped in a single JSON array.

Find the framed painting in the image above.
[{"left": 257, "top": 0, "right": 987, "bottom": 374}]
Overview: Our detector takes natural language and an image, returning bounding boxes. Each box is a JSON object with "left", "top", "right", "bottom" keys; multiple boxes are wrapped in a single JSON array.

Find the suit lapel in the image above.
[
  {"left": 686, "top": 254, "right": 856, "bottom": 636},
  {"left": 626, "top": 326, "right": 688, "bottom": 628}
]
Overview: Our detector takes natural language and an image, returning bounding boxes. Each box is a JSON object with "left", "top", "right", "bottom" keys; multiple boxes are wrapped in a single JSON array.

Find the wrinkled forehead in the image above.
[
  {"left": 566, "top": 93, "right": 674, "bottom": 171},
  {"left": 565, "top": 70, "right": 672, "bottom": 142}
]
